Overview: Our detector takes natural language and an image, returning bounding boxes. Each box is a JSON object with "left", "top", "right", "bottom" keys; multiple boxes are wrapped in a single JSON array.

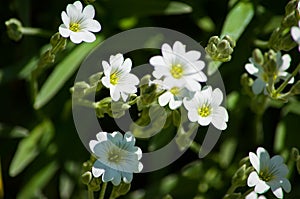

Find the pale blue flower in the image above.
[
  {"left": 245, "top": 52, "right": 294, "bottom": 95},
  {"left": 247, "top": 147, "right": 291, "bottom": 199},
  {"left": 89, "top": 131, "right": 143, "bottom": 186}
]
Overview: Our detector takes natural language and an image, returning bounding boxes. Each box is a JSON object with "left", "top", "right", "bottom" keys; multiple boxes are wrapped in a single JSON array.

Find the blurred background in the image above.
[{"left": 0, "top": 0, "right": 299, "bottom": 198}]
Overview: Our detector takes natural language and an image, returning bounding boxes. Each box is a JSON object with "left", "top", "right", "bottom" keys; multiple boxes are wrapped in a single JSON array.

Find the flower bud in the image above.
[
  {"left": 263, "top": 50, "right": 277, "bottom": 75},
  {"left": 5, "top": 18, "right": 23, "bottom": 41},
  {"left": 205, "top": 35, "right": 235, "bottom": 62},
  {"left": 81, "top": 171, "right": 92, "bottom": 185},
  {"left": 110, "top": 182, "right": 131, "bottom": 198},
  {"left": 89, "top": 178, "right": 101, "bottom": 191},
  {"left": 252, "top": 49, "right": 264, "bottom": 65},
  {"left": 291, "top": 147, "right": 300, "bottom": 161}
]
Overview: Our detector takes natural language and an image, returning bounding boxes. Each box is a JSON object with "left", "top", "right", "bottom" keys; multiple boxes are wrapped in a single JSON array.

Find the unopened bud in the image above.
[
  {"left": 252, "top": 48, "right": 264, "bottom": 65},
  {"left": 5, "top": 18, "right": 23, "bottom": 41},
  {"left": 81, "top": 171, "right": 92, "bottom": 185},
  {"left": 110, "top": 182, "right": 131, "bottom": 198},
  {"left": 291, "top": 147, "right": 300, "bottom": 161}
]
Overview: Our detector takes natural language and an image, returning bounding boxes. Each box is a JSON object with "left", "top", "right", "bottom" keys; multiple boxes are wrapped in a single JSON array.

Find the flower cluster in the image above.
[
  {"left": 247, "top": 147, "right": 291, "bottom": 198},
  {"left": 150, "top": 41, "right": 228, "bottom": 130},
  {"left": 245, "top": 49, "right": 294, "bottom": 95},
  {"left": 89, "top": 131, "right": 143, "bottom": 186},
  {"left": 59, "top": 1, "right": 101, "bottom": 44}
]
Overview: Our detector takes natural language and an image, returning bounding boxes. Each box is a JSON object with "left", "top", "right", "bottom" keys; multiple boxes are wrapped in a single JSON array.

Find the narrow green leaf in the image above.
[
  {"left": 0, "top": 124, "right": 28, "bottom": 138},
  {"left": 34, "top": 36, "right": 103, "bottom": 109},
  {"left": 17, "top": 161, "right": 58, "bottom": 199},
  {"left": 221, "top": 1, "right": 254, "bottom": 41},
  {"left": 274, "top": 122, "right": 286, "bottom": 153},
  {"left": 164, "top": 2, "right": 192, "bottom": 15},
  {"left": 9, "top": 120, "right": 54, "bottom": 177}
]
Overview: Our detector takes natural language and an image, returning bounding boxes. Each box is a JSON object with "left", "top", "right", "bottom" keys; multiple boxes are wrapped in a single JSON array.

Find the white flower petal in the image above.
[
  {"left": 173, "top": 41, "right": 186, "bottom": 55},
  {"left": 187, "top": 109, "right": 199, "bottom": 122},
  {"left": 89, "top": 140, "right": 98, "bottom": 153},
  {"left": 246, "top": 191, "right": 258, "bottom": 199},
  {"left": 66, "top": 4, "right": 80, "bottom": 22},
  {"left": 211, "top": 88, "right": 223, "bottom": 106},
  {"left": 96, "top": 132, "right": 107, "bottom": 142},
  {"left": 255, "top": 180, "right": 270, "bottom": 194},
  {"left": 271, "top": 186, "right": 283, "bottom": 199},
  {"left": 279, "top": 54, "right": 291, "bottom": 71},
  {"left": 73, "top": 1, "right": 83, "bottom": 12},
  {"left": 249, "top": 152, "right": 260, "bottom": 172},
  {"left": 291, "top": 26, "right": 300, "bottom": 43},
  {"left": 248, "top": 171, "right": 260, "bottom": 187},
  {"left": 185, "top": 50, "right": 201, "bottom": 61},
  {"left": 161, "top": 43, "right": 175, "bottom": 65},
  {"left": 169, "top": 98, "right": 182, "bottom": 110},
  {"left": 80, "top": 31, "right": 96, "bottom": 43},
  {"left": 59, "top": 25, "right": 71, "bottom": 37},
  {"left": 245, "top": 63, "right": 259, "bottom": 75},
  {"left": 198, "top": 116, "right": 212, "bottom": 126},
  {"left": 211, "top": 107, "right": 228, "bottom": 130},
  {"left": 83, "top": 5, "right": 95, "bottom": 19},
  {"left": 61, "top": 11, "right": 70, "bottom": 27},
  {"left": 158, "top": 92, "right": 172, "bottom": 107},
  {"left": 69, "top": 32, "right": 83, "bottom": 44}
]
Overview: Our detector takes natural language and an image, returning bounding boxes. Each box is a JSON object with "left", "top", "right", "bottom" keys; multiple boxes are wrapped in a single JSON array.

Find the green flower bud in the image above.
[
  {"left": 110, "top": 182, "right": 131, "bottom": 198},
  {"left": 291, "top": 147, "right": 300, "bottom": 161},
  {"left": 252, "top": 49, "right": 264, "bottom": 65},
  {"left": 71, "top": 81, "right": 90, "bottom": 97},
  {"left": 263, "top": 50, "right": 277, "bottom": 75},
  {"left": 232, "top": 164, "right": 249, "bottom": 187},
  {"left": 50, "top": 33, "right": 67, "bottom": 53},
  {"left": 285, "top": 0, "right": 298, "bottom": 14},
  {"left": 205, "top": 35, "right": 235, "bottom": 62},
  {"left": 240, "top": 73, "right": 254, "bottom": 96},
  {"left": 81, "top": 171, "right": 92, "bottom": 185},
  {"left": 89, "top": 178, "right": 101, "bottom": 192},
  {"left": 38, "top": 50, "right": 55, "bottom": 68},
  {"left": 5, "top": 18, "right": 23, "bottom": 41},
  {"left": 110, "top": 101, "right": 131, "bottom": 118},
  {"left": 239, "top": 156, "right": 250, "bottom": 167}
]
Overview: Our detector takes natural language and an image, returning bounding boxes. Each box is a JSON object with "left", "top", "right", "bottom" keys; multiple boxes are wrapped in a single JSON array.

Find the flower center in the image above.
[
  {"left": 259, "top": 169, "right": 274, "bottom": 182},
  {"left": 198, "top": 105, "right": 211, "bottom": 117},
  {"left": 261, "top": 73, "right": 269, "bottom": 83},
  {"left": 107, "top": 149, "right": 122, "bottom": 163},
  {"left": 170, "top": 64, "right": 183, "bottom": 79},
  {"left": 69, "top": 23, "right": 80, "bottom": 32},
  {"left": 110, "top": 73, "right": 119, "bottom": 85},
  {"left": 170, "top": 87, "right": 180, "bottom": 95}
]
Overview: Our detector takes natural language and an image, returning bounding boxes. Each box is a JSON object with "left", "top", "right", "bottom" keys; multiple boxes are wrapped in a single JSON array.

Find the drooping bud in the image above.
[{"left": 5, "top": 18, "right": 23, "bottom": 41}]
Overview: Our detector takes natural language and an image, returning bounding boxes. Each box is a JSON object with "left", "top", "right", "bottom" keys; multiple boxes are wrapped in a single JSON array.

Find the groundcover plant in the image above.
[{"left": 1, "top": 0, "right": 300, "bottom": 198}]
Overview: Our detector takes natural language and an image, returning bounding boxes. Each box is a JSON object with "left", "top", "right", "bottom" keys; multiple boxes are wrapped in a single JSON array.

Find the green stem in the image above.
[
  {"left": 99, "top": 182, "right": 108, "bottom": 199},
  {"left": 88, "top": 189, "right": 94, "bottom": 199},
  {"left": 225, "top": 184, "right": 237, "bottom": 195},
  {"left": 190, "top": 141, "right": 201, "bottom": 154},
  {"left": 21, "top": 27, "right": 52, "bottom": 38},
  {"left": 276, "top": 62, "right": 300, "bottom": 94},
  {"left": 240, "top": 188, "right": 254, "bottom": 198},
  {"left": 254, "top": 39, "right": 269, "bottom": 49},
  {"left": 254, "top": 96, "right": 268, "bottom": 144}
]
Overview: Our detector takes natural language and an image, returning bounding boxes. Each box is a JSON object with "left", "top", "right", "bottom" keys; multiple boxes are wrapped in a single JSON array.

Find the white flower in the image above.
[
  {"left": 247, "top": 147, "right": 291, "bottom": 199},
  {"left": 89, "top": 131, "right": 143, "bottom": 186},
  {"left": 149, "top": 41, "right": 207, "bottom": 92},
  {"left": 101, "top": 53, "right": 139, "bottom": 101},
  {"left": 158, "top": 79, "right": 194, "bottom": 110},
  {"left": 59, "top": 1, "right": 101, "bottom": 44},
  {"left": 245, "top": 53, "right": 294, "bottom": 95},
  {"left": 245, "top": 191, "right": 266, "bottom": 199},
  {"left": 183, "top": 86, "right": 228, "bottom": 130},
  {"left": 291, "top": 21, "right": 300, "bottom": 52}
]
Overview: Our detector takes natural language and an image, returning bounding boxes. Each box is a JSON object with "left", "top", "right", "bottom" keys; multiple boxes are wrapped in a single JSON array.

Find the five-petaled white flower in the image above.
[
  {"left": 183, "top": 86, "right": 228, "bottom": 130},
  {"left": 59, "top": 1, "right": 101, "bottom": 44},
  {"left": 247, "top": 147, "right": 291, "bottom": 199},
  {"left": 149, "top": 41, "right": 207, "bottom": 92},
  {"left": 245, "top": 53, "right": 294, "bottom": 95},
  {"left": 245, "top": 191, "right": 266, "bottom": 199},
  {"left": 158, "top": 79, "right": 194, "bottom": 110},
  {"left": 101, "top": 53, "right": 139, "bottom": 101},
  {"left": 291, "top": 21, "right": 300, "bottom": 52},
  {"left": 89, "top": 131, "right": 143, "bottom": 186}
]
